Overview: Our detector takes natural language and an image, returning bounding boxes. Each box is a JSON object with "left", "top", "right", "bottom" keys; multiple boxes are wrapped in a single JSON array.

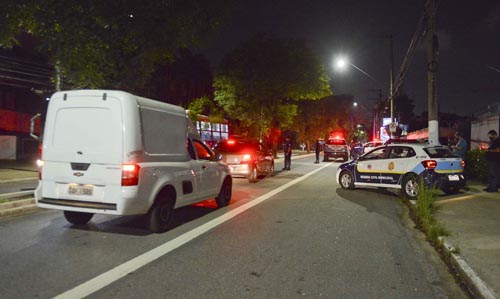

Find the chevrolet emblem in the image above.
[{"left": 74, "top": 172, "right": 84, "bottom": 177}]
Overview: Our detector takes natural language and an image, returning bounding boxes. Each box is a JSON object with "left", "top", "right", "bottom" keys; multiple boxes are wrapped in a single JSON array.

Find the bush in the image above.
[{"left": 466, "top": 149, "right": 487, "bottom": 182}]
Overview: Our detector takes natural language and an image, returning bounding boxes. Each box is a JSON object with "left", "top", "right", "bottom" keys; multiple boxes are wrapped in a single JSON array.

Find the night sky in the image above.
[{"left": 201, "top": 0, "right": 500, "bottom": 117}]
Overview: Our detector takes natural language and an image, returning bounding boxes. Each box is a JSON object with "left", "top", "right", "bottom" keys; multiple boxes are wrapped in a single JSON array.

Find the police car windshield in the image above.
[
  {"left": 424, "top": 147, "right": 455, "bottom": 158},
  {"left": 326, "top": 139, "right": 346, "bottom": 145}
]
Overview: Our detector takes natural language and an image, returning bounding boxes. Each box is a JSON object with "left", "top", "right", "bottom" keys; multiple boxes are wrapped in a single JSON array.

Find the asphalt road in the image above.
[{"left": 0, "top": 156, "right": 468, "bottom": 298}]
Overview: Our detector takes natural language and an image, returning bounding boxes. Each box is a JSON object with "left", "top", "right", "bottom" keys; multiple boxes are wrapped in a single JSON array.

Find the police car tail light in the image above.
[
  {"left": 421, "top": 160, "right": 437, "bottom": 169},
  {"left": 460, "top": 160, "right": 466, "bottom": 167},
  {"left": 122, "top": 164, "right": 140, "bottom": 186}
]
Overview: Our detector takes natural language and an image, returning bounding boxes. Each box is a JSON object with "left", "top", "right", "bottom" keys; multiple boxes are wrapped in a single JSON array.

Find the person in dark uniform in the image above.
[
  {"left": 485, "top": 130, "right": 500, "bottom": 192},
  {"left": 314, "top": 139, "right": 321, "bottom": 163},
  {"left": 283, "top": 136, "right": 292, "bottom": 170}
]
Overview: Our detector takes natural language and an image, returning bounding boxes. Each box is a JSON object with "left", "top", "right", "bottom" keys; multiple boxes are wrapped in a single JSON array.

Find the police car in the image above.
[{"left": 336, "top": 143, "right": 466, "bottom": 199}]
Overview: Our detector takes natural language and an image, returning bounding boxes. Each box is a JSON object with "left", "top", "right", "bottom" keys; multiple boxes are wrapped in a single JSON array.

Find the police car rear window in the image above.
[
  {"left": 423, "top": 147, "right": 455, "bottom": 158},
  {"left": 326, "top": 139, "right": 346, "bottom": 145}
]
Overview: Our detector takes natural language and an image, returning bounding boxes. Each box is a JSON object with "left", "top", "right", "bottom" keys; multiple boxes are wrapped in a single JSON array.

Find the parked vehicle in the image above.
[
  {"left": 214, "top": 139, "right": 274, "bottom": 183},
  {"left": 323, "top": 138, "right": 349, "bottom": 162},
  {"left": 337, "top": 143, "right": 466, "bottom": 199},
  {"left": 362, "top": 140, "right": 384, "bottom": 153},
  {"left": 34, "top": 90, "right": 232, "bottom": 233}
]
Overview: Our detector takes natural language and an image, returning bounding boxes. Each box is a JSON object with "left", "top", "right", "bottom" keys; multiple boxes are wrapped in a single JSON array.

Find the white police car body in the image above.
[{"left": 336, "top": 143, "right": 466, "bottom": 199}]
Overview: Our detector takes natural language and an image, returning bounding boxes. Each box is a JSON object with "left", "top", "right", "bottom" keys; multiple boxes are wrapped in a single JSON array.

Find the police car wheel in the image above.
[
  {"left": 339, "top": 170, "right": 354, "bottom": 190},
  {"left": 64, "top": 211, "right": 93, "bottom": 225},
  {"left": 402, "top": 174, "right": 419, "bottom": 199},
  {"left": 441, "top": 186, "right": 459, "bottom": 195}
]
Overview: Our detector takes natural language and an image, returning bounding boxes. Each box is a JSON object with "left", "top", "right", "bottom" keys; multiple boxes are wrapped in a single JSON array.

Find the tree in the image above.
[
  {"left": 0, "top": 0, "right": 231, "bottom": 91},
  {"left": 213, "top": 35, "right": 331, "bottom": 155}
]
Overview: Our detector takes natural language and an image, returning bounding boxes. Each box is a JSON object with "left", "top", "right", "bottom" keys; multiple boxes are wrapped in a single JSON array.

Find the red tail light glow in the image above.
[
  {"left": 227, "top": 140, "right": 235, "bottom": 145},
  {"left": 421, "top": 160, "right": 437, "bottom": 169},
  {"left": 122, "top": 164, "right": 140, "bottom": 186},
  {"left": 242, "top": 154, "right": 251, "bottom": 162}
]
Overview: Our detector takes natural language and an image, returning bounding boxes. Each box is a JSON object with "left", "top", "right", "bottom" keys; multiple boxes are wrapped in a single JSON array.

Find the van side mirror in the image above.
[{"left": 30, "top": 113, "right": 42, "bottom": 141}]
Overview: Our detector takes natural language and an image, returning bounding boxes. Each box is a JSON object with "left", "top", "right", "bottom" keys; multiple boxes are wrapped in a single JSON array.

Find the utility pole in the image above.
[{"left": 426, "top": 0, "right": 439, "bottom": 145}]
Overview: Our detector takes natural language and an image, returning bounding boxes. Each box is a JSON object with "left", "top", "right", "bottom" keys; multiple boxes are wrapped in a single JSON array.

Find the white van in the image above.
[{"left": 34, "top": 90, "right": 232, "bottom": 233}]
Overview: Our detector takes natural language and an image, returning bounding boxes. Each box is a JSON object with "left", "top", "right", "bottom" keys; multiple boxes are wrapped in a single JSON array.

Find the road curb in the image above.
[
  {"left": 407, "top": 199, "right": 497, "bottom": 299},
  {"left": 0, "top": 198, "right": 39, "bottom": 218}
]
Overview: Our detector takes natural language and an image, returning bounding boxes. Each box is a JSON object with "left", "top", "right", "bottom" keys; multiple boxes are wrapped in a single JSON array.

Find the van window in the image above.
[
  {"left": 52, "top": 107, "right": 120, "bottom": 154},
  {"left": 193, "top": 140, "right": 213, "bottom": 160},
  {"left": 140, "top": 107, "right": 186, "bottom": 155}
]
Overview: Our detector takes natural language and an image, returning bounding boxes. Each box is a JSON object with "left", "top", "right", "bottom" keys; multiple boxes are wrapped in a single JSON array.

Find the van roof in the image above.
[{"left": 53, "top": 89, "right": 186, "bottom": 116}]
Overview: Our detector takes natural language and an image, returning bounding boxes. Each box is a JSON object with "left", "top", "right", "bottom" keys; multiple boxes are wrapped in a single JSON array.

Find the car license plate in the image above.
[
  {"left": 448, "top": 175, "right": 459, "bottom": 181},
  {"left": 68, "top": 184, "right": 94, "bottom": 196}
]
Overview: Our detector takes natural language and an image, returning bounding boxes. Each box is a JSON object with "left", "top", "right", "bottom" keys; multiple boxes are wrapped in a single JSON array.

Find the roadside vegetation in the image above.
[{"left": 407, "top": 180, "right": 448, "bottom": 247}]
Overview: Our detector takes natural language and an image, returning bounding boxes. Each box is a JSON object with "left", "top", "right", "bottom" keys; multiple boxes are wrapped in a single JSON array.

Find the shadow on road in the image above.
[
  {"left": 67, "top": 199, "right": 221, "bottom": 236},
  {"left": 336, "top": 187, "right": 402, "bottom": 222}
]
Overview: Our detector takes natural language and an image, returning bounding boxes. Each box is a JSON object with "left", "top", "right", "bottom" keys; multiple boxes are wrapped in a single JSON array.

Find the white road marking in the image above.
[
  {"left": 0, "top": 177, "right": 38, "bottom": 183},
  {"left": 53, "top": 162, "right": 332, "bottom": 299}
]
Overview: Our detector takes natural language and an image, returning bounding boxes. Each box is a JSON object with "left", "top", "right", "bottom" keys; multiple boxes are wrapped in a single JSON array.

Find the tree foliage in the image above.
[
  {"left": 213, "top": 35, "right": 331, "bottom": 152},
  {"left": 0, "top": 0, "right": 231, "bottom": 91}
]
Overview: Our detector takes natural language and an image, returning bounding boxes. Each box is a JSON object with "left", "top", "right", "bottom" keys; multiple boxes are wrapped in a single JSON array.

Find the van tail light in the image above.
[
  {"left": 37, "top": 159, "right": 44, "bottom": 179},
  {"left": 37, "top": 143, "right": 43, "bottom": 179},
  {"left": 421, "top": 160, "right": 437, "bottom": 170},
  {"left": 122, "top": 164, "right": 140, "bottom": 186},
  {"left": 460, "top": 160, "right": 466, "bottom": 167}
]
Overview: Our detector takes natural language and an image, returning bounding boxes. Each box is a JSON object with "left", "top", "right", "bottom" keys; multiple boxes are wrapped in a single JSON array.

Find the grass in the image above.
[{"left": 410, "top": 180, "right": 449, "bottom": 247}]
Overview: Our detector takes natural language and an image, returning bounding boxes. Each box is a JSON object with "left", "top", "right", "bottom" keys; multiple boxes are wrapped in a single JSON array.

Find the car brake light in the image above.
[
  {"left": 460, "top": 160, "right": 466, "bottom": 167},
  {"left": 122, "top": 164, "right": 140, "bottom": 186},
  {"left": 421, "top": 160, "right": 437, "bottom": 169},
  {"left": 227, "top": 140, "right": 235, "bottom": 145},
  {"left": 242, "top": 154, "right": 251, "bottom": 162}
]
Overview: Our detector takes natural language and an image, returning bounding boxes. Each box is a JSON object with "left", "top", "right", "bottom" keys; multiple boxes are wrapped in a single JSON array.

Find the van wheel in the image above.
[
  {"left": 64, "top": 211, "right": 93, "bottom": 225},
  {"left": 148, "top": 192, "right": 175, "bottom": 233},
  {"left": 402, "top": 174, "right": 419, "bottom": 200},
  {"left": 248, "top": 167, "right": 258, "bottom": 183},
  {"left": 216, "top": 178, "right": 232, "bottom": 207}
]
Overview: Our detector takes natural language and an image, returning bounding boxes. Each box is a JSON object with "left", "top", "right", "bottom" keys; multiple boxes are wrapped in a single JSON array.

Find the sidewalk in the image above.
[
  {"left": 0, "top": 159, "right": 38, "bottom": 182},
  {"left": 434, "top": 182, "right": 500, "bottom": 299}
]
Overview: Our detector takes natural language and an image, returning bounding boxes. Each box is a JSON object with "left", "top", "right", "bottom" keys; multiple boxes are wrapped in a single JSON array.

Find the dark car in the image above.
[{"left": 214, "top": 139, "right": 274, "bottom": 183}]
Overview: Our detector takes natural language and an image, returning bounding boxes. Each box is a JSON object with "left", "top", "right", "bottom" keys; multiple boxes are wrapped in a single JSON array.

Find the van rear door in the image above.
[{"left": 40, "top": 92, "right": 124, "bottom": 204}]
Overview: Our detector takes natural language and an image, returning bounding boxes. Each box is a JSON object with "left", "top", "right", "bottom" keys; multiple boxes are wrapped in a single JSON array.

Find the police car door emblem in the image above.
[{"left": 388, "top": 162, "right": 395, "bottom": 170}]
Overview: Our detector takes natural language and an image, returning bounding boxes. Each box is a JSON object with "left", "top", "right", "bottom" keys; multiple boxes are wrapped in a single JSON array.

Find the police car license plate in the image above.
[
  {"left": 68, "top": 184, "right": 93, "bottom": 196},
  {"left": 448, "top": 175, "right": 459, "bottom": 181}
]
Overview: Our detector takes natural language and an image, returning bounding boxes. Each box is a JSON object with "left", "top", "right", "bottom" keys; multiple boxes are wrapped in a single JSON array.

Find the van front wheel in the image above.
[
  {"left": 64, "top": 211, "right": 93, "bottom": 225},
  {"left": 148, "top": 193, "right": 175, "bottom": 233}
]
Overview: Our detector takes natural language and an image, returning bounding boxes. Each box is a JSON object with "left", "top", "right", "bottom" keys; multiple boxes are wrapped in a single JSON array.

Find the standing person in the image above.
[
  {"left": 283, "top": 136, "right": 292, "bottom": 170},
  {"left": 484, "top": 130, "right": 500, "bottom": 192},
  {"left": 314, "top": 139, "right": 321, "bottom": 164},
  {"left": 451, "top": 131, "right": 467, "bottom": 160}
]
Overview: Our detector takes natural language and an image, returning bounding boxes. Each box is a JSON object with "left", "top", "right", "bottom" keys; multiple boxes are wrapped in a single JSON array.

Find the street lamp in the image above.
[{"left": 333, "top": 55, "right": 396, "bottom": 138}]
